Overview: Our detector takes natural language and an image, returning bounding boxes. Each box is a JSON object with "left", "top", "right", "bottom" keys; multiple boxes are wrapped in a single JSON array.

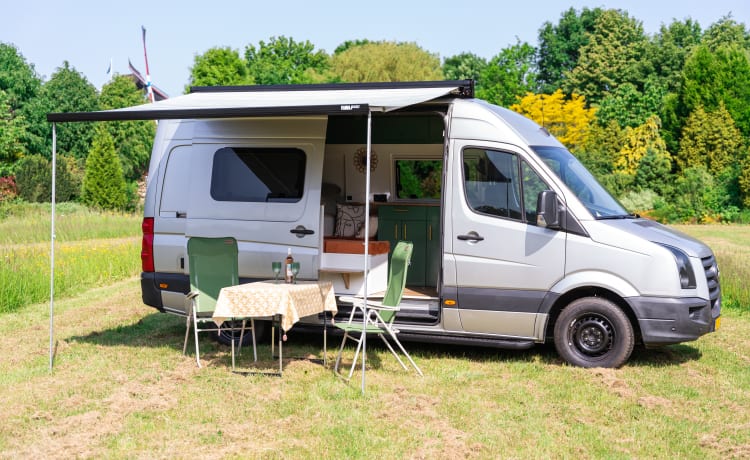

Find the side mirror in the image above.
[{"left": 536, "top": 190, "right": 560, "bottom": 229}]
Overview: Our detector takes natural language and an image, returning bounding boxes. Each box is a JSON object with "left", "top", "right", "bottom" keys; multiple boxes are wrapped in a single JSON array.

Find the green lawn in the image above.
[{"left": 0, "top": 214, "right": 747, "bottom": 458}]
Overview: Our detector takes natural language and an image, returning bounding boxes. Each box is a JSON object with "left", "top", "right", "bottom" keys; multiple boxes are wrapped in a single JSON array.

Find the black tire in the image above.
[
  {"left": 553, "top": 297, "right": 634, "bottom": 368},
  {"left": 214, "top": 319, "right": 269, "bottom": 346}
]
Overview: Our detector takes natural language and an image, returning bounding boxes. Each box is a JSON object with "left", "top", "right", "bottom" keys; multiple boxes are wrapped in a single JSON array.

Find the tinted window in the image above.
[
  {"left": 463, "top": 148, "right": 548, "bottom": 223},
  {"left": 210, "top": 147, "right": 305, "bottom": 202},
  {"left": 463, "top": 148, "right": 522, "bottom": 220}
]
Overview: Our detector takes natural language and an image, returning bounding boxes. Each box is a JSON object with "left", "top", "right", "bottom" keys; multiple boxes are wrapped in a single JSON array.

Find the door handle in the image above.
[
  {"left": 290, "top": 225, "right": 314, "bottom": 238},
  {"left": 457, "top": 232, "right": 484, "bottom": 242}
]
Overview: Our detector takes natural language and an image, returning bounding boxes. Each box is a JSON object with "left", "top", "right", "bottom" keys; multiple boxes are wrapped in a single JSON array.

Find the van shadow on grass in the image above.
[
  {"left": 67, "top": 311, "right": 703, "bottom": 370},
  {"left": 66, "top": 311, "right": 389, "bottom": 372}
]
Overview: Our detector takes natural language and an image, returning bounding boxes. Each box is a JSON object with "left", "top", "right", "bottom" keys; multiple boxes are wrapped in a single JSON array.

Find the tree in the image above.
[
  {"left": 331, "top": 41, "right": 442, "bottom": 83},
  {"left": 14, "top": 153, "right": 80, "bottom": 202},
  {"left": 679, "top": 44, "right": 750, "bottom": 137},
  {"left": 82, "top": 125, "right": 127, "bottom": 210},
  {"left": 477, "top": 40, "right": 537, "bottom": 107},
  {"left": 564, "top": 9, "right": 648, "bottom": 105},
  {"left": 442, "top": 52, "right": 487, "bottom": 82},
  {"left": 0, "top": 90, "right": 26, "bottom": 165},
  {"left": 99, "top": 75, "right": 155, "bottom": 181},
  {"left": 245, "top": 36, "right": 330, "bottom": 85},
  {"left": 0, "top": 43, "right": 41, "bottom": 109},
  {"left": 333, "top": 39, "right": 372, "bottom": 55},
  {"left": 701, "top": 15, "right": 750, "bottom": 51},
  {"left": 510, "top": 89, "right": 595, "bottom": 152},
  {"left": 645, "top": 19, "right": 702, "bottom": 94},
  {"left": 536, "top": 7, "right": 603, "bottom": 93},
  {"left": 580, "top": 119, "right": 626, "bottom": 180},
  {"left": 614, "top": 115, "right": 671, "bottom": 182},
  {"left": 595, "top": 80, "right": 666, "bottom": 129},
  {"left": 0, "top": 43, "right": 48, "bottom": 158},
  {"left": 188, "top": 47, "right": 252, "bottom": 89},
  {"left": 43, "top": 61, "right": 99, "bottom": 160},
  {"left": 677, "top": 104, "right": 743, "bottom": 176}
]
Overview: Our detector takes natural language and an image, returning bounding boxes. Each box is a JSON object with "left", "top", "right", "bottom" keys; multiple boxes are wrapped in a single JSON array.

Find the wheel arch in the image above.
[{"left": 543, "top": 286, "right": 642, "bottom": 345}]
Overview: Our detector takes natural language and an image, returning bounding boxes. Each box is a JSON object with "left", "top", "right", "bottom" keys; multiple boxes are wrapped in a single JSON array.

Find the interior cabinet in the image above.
[{"left": 378, "top": 204, "right": 440, "bottom": 287}]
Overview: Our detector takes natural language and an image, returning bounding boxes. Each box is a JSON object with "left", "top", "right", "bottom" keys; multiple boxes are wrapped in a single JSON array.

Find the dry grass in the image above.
[
  {"left": 0, "top": 276, "right": 748, "bottom": 459},
  {"left": 0, "top": 222, "right": 748, "bottom": 458}
]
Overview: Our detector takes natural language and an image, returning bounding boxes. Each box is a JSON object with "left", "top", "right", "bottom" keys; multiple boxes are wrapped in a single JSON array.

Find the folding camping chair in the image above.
[
  {"left": 334, "top": 241, "right": 423, "bottom": 379},
  {"left": 183, "top": 237, "right": 257, "bottom": 369}
]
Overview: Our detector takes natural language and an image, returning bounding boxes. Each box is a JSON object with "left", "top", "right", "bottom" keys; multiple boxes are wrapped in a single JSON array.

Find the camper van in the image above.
[{"left": 64, "top": 80, "right": 720, "bottom": 368}]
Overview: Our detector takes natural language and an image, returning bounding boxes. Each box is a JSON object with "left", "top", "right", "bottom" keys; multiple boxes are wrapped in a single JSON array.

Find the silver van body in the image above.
[{"left": 132, "top": 82, "right": 720, "bottom": 368}]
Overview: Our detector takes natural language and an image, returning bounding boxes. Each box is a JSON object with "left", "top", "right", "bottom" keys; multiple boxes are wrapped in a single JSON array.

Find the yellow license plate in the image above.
[{"left": 715, "top": 317, "right": 721, "bottom": 331}]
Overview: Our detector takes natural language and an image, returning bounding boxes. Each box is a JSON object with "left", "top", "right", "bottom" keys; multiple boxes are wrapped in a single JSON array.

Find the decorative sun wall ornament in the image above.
[{"left": 353, "top": 147, "right": 378, "bottom": 174}]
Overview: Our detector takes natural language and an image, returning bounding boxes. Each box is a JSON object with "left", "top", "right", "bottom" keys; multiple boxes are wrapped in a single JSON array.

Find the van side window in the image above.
[
  {"left": 210, "top": 147, "right": 306, "bottom": 202},
  {"left": 463, "top": 148, "right": 522, "bottom": 220}
]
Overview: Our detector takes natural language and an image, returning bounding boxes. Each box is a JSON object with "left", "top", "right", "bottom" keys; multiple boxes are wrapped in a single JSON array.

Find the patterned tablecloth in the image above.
[{"left": 213, "top": 280, "right": 337, "bottom": 332}]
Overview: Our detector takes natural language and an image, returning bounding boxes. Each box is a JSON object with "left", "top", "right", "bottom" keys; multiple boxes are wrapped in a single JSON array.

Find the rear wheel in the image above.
[
  {"left": 214, "top": 319, "right": 269, "bottom": 346},
  {"left": 554, "top": 297, "right": 634, "bottom": 368}
]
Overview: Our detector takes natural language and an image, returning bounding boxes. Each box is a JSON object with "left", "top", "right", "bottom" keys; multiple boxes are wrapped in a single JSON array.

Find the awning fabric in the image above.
[{"left": 47, "top": 80, "right": 473, "bottom": 122}]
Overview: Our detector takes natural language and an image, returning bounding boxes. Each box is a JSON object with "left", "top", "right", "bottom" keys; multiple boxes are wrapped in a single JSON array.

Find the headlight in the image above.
[{"left": 656, "top": 243, "right": 697, "bottom": 289}]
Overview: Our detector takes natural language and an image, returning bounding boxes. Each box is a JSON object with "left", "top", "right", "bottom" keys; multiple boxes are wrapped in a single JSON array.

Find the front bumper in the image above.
[{"left": 627, "top": 295, "right": 721, "bottom": 346}]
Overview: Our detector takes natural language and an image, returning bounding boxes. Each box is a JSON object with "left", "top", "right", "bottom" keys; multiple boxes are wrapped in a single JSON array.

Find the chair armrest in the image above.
[{"left": 186, "top": 291, "right": 199, "bottom": 300}]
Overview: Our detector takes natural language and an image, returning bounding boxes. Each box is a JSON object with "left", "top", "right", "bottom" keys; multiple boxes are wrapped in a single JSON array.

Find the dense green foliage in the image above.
[
  {"left": 82, "top": 126, "right": 128, "bottom": 210},
  {"left": 1, "top": 9, "right": 749, "bottom": 222},
  {"left": 99, "top": 75, "right": 155, "bottom": 181}
]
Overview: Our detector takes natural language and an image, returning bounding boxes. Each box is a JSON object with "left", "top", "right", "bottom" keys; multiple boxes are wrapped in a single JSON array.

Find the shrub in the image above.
[
  {"left": 82, "top": 126, "right": 127, "bottom": 210},
  {"left": 0, "top": 175, "right": 17, "bottom": 202},
  {"left": 14, "top": 154, "right": 81, "bottom": 202}
]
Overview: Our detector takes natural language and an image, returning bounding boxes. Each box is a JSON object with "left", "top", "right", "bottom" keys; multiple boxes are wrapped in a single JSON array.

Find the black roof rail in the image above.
[{"left": 189, "top": 80, "right": 475, "bottom": 98}]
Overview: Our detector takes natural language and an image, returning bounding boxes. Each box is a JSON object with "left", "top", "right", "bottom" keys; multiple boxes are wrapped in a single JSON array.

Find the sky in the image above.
[{"left": 2, "top": 0, "right": 747, "bottom": 97}]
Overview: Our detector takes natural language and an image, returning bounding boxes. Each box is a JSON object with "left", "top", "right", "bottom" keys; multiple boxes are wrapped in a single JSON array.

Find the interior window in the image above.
[
  {"left": 463, "top": 148, "right": 523, "bottom": 220},
  {"left": 394, "top": 159, "right": 442, "bottom": 199},
  {"left": 210, "top": 147, "right": 305, "bottom": 202}
]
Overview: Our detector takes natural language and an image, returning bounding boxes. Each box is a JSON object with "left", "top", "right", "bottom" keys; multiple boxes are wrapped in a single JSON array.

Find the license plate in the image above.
[{"left": 715, "top": 317, "right": 721, "bottom": 331}]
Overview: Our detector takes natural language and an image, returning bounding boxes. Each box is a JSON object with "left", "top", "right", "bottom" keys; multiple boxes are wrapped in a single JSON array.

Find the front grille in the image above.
[{"left": 702, "top": 255, "right": 720, "bottom": 310}]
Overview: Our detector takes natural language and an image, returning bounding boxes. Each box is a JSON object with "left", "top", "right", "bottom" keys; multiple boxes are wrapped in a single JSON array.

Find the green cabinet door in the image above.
[{"left": 378, "top": 205, "right": 435, "bottom": 286}]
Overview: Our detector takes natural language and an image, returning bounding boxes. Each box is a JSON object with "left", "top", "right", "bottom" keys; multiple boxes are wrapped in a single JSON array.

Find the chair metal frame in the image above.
[
  {"left": 182, "top": 236, "right": 257, "bottom": 369},
  {"left": 334, "top": 241, "right": 423, "bottom": 379}
]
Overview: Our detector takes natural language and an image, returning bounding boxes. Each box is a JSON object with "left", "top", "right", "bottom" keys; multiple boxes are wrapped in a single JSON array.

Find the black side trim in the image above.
[
  {"left": 457, "top": 287, "right": 546, "bottom": 313},
  {"left": 190, "top": 80, "right": 474, "bottom": 96}
]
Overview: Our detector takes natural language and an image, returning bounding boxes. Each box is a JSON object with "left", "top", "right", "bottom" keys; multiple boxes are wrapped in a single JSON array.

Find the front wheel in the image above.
[{"left": 554, "top": 297, "right": 634, "bottom": 368}]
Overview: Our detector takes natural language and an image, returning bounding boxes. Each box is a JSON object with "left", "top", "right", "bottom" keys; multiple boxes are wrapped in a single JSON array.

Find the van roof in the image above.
[{"left": 47, "top": 80, "right": 474, "bottom": 123}]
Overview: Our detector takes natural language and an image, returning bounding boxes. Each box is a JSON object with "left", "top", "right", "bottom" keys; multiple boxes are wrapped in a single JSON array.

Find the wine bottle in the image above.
[{"left": 284, "top": 248, "right": 294, "bottom": 283}]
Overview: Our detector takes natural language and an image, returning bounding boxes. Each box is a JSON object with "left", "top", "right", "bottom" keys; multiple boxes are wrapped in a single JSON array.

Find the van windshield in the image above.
[{"left": 532, "top": 146, "right": 629, "bottom": 219}]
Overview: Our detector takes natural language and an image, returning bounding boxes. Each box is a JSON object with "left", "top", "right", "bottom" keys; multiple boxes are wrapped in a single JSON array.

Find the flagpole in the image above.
[{"left": 141, "top": 26, "right": 154, "bottom": 103}]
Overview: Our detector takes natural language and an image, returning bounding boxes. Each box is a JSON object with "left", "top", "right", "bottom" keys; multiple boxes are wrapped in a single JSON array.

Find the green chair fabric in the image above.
[
  {"left": 334, "top": 241, "right": 423, "bottom": 378},
  {"left": 183, "top": 237, "right": 257, "bottom": 369}
]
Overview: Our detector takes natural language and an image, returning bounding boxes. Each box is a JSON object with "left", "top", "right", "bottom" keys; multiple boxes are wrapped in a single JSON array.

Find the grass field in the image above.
[{"left": 0, "top": 207, "right": 748, "bottom": 458}]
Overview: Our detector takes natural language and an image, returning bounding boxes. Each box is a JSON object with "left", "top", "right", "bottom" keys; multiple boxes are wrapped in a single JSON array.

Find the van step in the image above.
[{"left": 396, "top": 332, "right": 536, "bottom": 350}]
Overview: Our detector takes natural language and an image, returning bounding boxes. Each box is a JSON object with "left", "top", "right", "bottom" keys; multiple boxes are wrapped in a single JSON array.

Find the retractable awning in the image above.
[
  {"left": 47, "top": 80, "right": 474, "bottom": 122},
  {"left": 46, "top": 79, "right": 473, "bottom": 392}
]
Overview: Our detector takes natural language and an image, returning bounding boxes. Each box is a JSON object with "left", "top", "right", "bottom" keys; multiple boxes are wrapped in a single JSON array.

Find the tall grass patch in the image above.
[
  {"left": 0, "top": 238, "right": 140, "bottom": 313},
  {"left": 676, "top": 224, "right": 750, "bottom": 313},
  {"left": 0, "top": 201, "right": 140, "bottom": 244}
]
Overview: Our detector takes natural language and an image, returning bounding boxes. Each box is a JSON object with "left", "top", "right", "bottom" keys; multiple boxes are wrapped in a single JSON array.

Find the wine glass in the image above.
[
  {"left": 290, "top": 262, "right": 300, "bottom": 284},
  {"left": 272, "top": 261, "right": 282, "bottom": 283}
]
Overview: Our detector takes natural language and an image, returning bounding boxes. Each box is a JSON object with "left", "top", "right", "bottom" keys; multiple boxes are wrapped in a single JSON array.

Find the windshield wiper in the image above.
[{"left": 597, "top": 213, "right": 640, "bottom": 220}]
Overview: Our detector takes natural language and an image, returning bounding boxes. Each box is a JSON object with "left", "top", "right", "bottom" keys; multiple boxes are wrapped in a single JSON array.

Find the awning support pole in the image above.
[
  {"left": 361, "top": 110, "right": 373, "bottom": 395},
  {"left": 49, "top": 123, "right": 57, "bottom": 371}
]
